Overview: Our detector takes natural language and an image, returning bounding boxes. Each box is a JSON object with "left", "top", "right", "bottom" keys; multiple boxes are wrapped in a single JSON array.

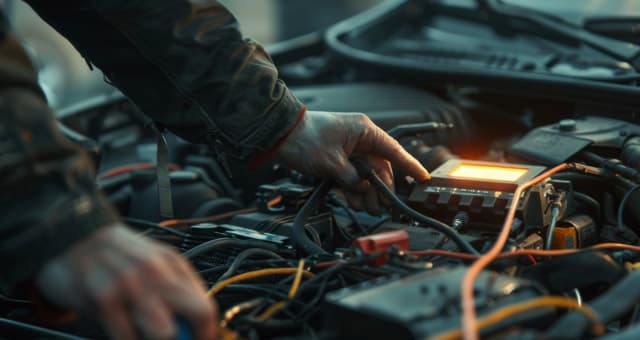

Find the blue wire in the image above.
[
  {"left": 617, "top": 184, "right": 640, "bottom": 230},
  {"left": 545, "top": 206, "right": 561, "bottom": 250}
]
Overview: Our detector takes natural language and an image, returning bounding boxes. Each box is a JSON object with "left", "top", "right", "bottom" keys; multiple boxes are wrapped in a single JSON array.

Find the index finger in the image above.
[{"left": 360, "top": 124, "right": 431, "bottom": 182}]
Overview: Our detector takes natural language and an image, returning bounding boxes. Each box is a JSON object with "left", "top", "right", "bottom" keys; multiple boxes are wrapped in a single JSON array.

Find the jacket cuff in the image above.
[
  {"left": 247, "top": 106, "right": 306, "bottom": 170},
  {"left": 0, "top": 191, "right": 118, "bottom": 294},
  {"left": 207, "top": 88, "right": 306, "bottom": 161}
]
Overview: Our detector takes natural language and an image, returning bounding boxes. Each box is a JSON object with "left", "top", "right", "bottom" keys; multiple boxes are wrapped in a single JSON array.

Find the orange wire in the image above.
[
  {"left": 267, "top": 195, "right": 283, "bottom": 208},
  {"left": 158, "top": 195, "right": 283, "bottom": 227},
  {"left": 99, "top": 162, "right": 180, "bottom": 179},
  {"left": 461, "top": 163, "right": 572, "bottom": 340},
  {"left": 158, "top": 207, "right": 257, "bottom": 227}
]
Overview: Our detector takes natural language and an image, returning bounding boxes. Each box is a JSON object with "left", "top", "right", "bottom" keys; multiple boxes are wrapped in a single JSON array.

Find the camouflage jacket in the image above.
[{"left": 0, "top": 0, "right": 303, "bottom": 293}]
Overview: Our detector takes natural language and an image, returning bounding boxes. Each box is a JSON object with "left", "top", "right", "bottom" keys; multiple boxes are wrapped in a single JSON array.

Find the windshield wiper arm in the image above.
[{"left": 479, "top": 0, "right": 640, "bottom": 68}]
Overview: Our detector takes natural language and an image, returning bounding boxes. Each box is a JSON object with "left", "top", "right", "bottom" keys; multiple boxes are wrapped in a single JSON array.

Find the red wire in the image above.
[
  {"left": 313, "top": 260, "right": 344, "bottom": 269},
  {"left": 527, "top": 254, "right": 537, "bottom": 265},
  {"left": 410, "top": 249, "right": 477, "bottom": 260},
  {"left": 410, "top": 242, "right": 640, "bottom": 261}
]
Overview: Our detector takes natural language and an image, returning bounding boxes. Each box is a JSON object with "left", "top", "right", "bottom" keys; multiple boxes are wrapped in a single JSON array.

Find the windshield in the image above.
[
  {"left": 504, "top": 0, "right": 640, "bottom": 24},
  {"left": 12, "top": 0, "right": 639, "bottom": 115}
]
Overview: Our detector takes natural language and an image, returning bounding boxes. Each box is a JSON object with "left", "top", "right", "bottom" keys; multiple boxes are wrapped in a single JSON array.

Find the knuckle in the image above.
[
  {"left": 115, "top": 268, "right": 142, "bottom": 294},
  {"left": 350, "top": 113, "right": 371, "bottom": 133},
  {"left": 92, "top": 283, "right": 121, "bottom": 308},
  {"left": 354, "top": 113, "right": 374, "bottom": 134},
  {"left": 140, "top": 258, "right": 165, "bottom": 279},
  {"left": 353, "top": 113, "right": 370, "bottom": 125}
]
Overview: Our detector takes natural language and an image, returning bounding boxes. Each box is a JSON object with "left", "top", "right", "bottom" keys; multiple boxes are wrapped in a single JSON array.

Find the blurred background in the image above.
[{"left": 5, "top": 0, "right": 640, "bottom": 115}]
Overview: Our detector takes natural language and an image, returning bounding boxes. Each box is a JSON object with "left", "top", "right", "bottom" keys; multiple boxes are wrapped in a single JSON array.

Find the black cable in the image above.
[
  {"left": 630, "top": 303, "right": 640, "bottom": 324},
  {"left": 198, "top": 259, "right": 291, "bottom": 276},
  {"left": 304, "top": 225, "right": 322, "bottom": 246},
  {"left": 328, "top": 194, "right": 368, "bottom": 235},
  {"left": 123, "top": 217, "right": 188, "bottom": 238},
  {"left": 298, "top": 264, "right": 348, "bottom": 296},
  {"left": 297, "top": 276, "right": 334, "bottom": 320},
  {"left": 297, "top": 254, "right": 379, "bottom": 296},
  {"left": 367, "top": 216, "right": 392, "bottom": 233},
  {"left": 604, "top": 192, "right": 619, "bottom": 226},
  {"left": 297, "top": 271, "right": 375, "bottom": 323},
  {"left": 386, "top": 122, "right": 453, "bottom": 139},
  {"left": 182, "top": 237, "right": 279, "bottom": 258},
  {"left": 547, "top": 269, "right": 640, "bottom": 338},
  {"left": 351, "top": 160, "right": 479, "bottom": 254},
  {"left": 573, "top": 191, "right": 601, "bottom": 222},
  {"left": 0, "top": 318, "right": 85, "bottom": 340},
  {"left": 618, "top": 184, "right": 640, "bottom": 230},
  {"left": 0, "top": 294, "right": 31, "bottom": 307},
  {"left": 198, "top": 266, "right": 228, "bottom": 277},
  {"left": 220, "top": 248, "right": 283, "bottom": 280},
  {"left": 292, "top": 181, "right": 332, "bottom": 256},
  {"left": 241, "top": 316, "right": 300, "bottom": 331},
  {"left": 220, "top": 285, "right": 306, "bottom": 308},
  {"left": 334, "top": 221, "right": 354, "bottom": 242},
  {"left": 582, "top": 151, "right": 640, "bottom": 183},
  {"left": 601, "top": 323, "right": 640, "bottom": 340}
]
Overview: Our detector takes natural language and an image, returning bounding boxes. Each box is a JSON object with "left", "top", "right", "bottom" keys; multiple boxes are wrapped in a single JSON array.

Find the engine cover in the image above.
[{"left": 325, "top": 267, "right": 550, "bottom": 340}]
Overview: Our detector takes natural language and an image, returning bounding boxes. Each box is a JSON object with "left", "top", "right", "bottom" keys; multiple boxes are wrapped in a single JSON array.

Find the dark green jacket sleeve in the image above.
[
  {"left": 25, "top": 0, "right": 305, "bottom": 160},
  {"left": 0, "top": 29, "right": 118, "bottom": 293},
  {"left": 0, "top": 0, "right": 303, "bottom": 292}
]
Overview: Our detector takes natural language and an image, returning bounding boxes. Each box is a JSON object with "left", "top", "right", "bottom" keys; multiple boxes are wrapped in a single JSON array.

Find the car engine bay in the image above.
[{"left": 6, "top": 0, "right": 640, "bottom": 339}]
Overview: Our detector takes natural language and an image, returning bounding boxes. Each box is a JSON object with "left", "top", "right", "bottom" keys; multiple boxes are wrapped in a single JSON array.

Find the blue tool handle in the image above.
[{"left": 175, "top": 318, "right": 193, "bottom": 340}]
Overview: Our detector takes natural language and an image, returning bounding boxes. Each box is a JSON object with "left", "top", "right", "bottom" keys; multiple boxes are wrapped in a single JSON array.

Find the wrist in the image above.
[
  {"left": 247, "top": 106, "right": 307, "bottom": 170},
  {"left": 1, "top": 192, "right": 118, "bottom": 295},
  {"left": 29, "top": 283, "right": 79, "bottom": 325},
  {"left": 34, "top": 222, "right": 122, "bottom": 311}
]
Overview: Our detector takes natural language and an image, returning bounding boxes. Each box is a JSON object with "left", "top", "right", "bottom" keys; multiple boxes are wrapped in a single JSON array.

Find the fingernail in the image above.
[{"left": 419, "top": 171, "right": 431, "bottom": 182}]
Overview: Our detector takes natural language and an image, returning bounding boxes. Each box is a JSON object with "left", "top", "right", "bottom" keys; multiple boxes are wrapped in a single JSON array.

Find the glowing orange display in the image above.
[{"left": 448, "top": 163, "right": 528, "bottom": 182}]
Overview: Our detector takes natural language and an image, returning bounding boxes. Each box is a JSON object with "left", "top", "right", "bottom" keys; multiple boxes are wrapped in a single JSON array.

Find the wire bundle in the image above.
[{"left": 136, "top": 158, "right": 640, "bottom": 340}]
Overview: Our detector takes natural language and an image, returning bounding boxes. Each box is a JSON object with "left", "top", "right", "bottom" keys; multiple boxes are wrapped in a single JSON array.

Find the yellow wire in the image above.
[
  {"left": 222, "top": 298, "right": 264, "bottom": 327},
  {"left": 256, "top": 259, "right": 307, "bottom": 321},
  {"left": 256, "top": 301, "right": 287, "bottom": 321},
  {"left": 219, "top": 327, "right": 239, "bottom": 340},
  {"left": 207, "top": 267, "right": 313, "bottom": 297},
  {"left": 431, "top": 296, "right": 604, "bottom": 340},
  {"left": 288, "top": 259, "right": 306, "bottom": 298}
]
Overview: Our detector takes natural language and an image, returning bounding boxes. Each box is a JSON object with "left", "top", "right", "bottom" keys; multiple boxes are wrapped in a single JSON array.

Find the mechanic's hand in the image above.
[
  {"left": 278, "top": 110, "right": 430, "bottom": 215},
  {"left": 36, "top": 225, "right": 218, "bottom": 340}
]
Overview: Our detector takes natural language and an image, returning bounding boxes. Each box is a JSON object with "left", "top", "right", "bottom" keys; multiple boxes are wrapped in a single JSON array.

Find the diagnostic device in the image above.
[{"left": 408, "top": 160, "right": 564, "bottom": 229}]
